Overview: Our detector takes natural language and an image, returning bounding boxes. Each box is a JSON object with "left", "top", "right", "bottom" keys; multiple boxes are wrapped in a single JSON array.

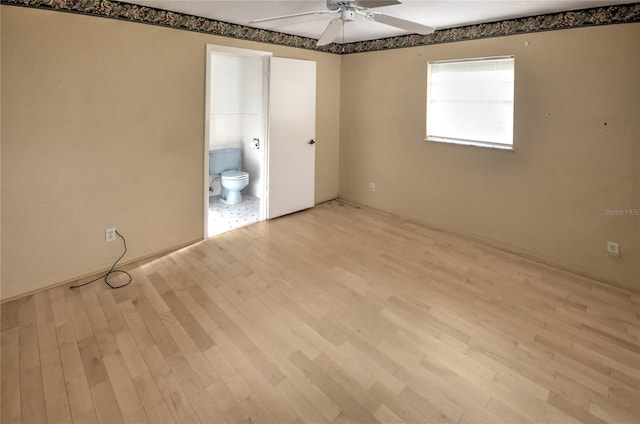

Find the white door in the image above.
[{"left": 267, "top": 57, "right": 316, "bottom": 219}]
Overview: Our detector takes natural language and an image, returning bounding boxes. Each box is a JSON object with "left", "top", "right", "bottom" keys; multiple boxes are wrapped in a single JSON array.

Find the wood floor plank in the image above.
[
  {"left": 238, "top": 393, "right": 278, "bottom": 424},
  {"left": 102, "top": 352, "right": 150, "bottom": 423},
  {"left": 34, "top": 292, "right": 58, "bottom": 354},
  {"left": 77, "top": 336, "right": 109, "bottom": 388},
  {"left": 128, "top": 283, "right": 182, "bottom": 359},
  {"left": 119, "top": 298, "right": 155, "bottom": 351},
  {"left": 18, "top": 295, "right": 46, "bottom": 423},
  {"left": 18, "top": 295, "right": 40, "bottom": 374},
  {"left": 271, "top": 352, "right": 342, "bottom": 422},
  {"left": 66, "top": 375, "right": 98, "bottom": 424},
  {"left": 80, "top": 286, "right": 119, "bottom": 356},
  {"left": 160, "top": 290, "right": 215, "bottom": 353},
  {"left": 97, "top": 289, "right": 129, "bottom": 336},
  {"left": 485, "top": 396, "right": 533, "bottom": 424},
  {"left": 56, "top": 322, "right": 86, "bottom": 384},
  {"left": 313, "top": 352, "right": 383, "bottom": 413},
  {"left": 398, "top": 385, "right": 459, "bottom": 424},
  {"left": 65, "top": 287, "right": 95, "bottom": 342},
  {"left": 180, "top": 413, "right": 203, "bottom": 424},
  {"left": 115, "top": 330, "right": 149, "bottom": 379},
  {"left": 203, "top": 345, "right": 252, "bottom": 402},
  {"left": 49, "top": 286, "right": 72, "bottom": 329},
  {"left": 547, "top": 392, "right": 607, "bottom": 424},
  {"left": 250, "top": 381, "right": 300, "bottom": 424},
  {"left": 276, "top": 379, "right": 331, "bottom": 424},
  {"left": 90, "top": 379, "right": 125, "bottom": 424},
  {"left": 289, "top": 350, "right": 380, "bottom": 423},
  {"left": 189, "top": 279, "right": 287, "bottom": 387},
  {"left": 373, "top": 403, "right": 406, "bottom": 424},
  {"left": 1, "top": 328, "right": 21, "bottom": 423},
  {"left": 133, "top": 370, "right": 175, "bottom": 424},
  {"left": 162, "top": 352, "right": 227, "bottom": 424},
  {"left": 141, "top": 344, "right": 196, "bottom": 423},
  {"left": 294, "top": 324, "right": 377, "bottom": 391},
  {"left": 34, "top": 291, "right": 73, "bottom": 423},
  {"left": 205, "top": 373, "right": 252, "bottom": 424},
  {"left": 202, "top": 328, "right": 298, "bottom": 424},
  {"left": 40, "top": 349, "right": 72, "bottom": 424},
  {"left": 134, "top": 274, "right": 218, "bottom": 418},
  {"left": 397, "top": 357, "right": 489, "bottom": 413},
  {"left": 2, "top": 200, "right": 639, "bottom": 424},
  {"left": 142, "top": 281, "right": 221, "bottom": 390},
  {"left": 368, "top": 381, "right": 429, "bottom": 423},
  {"left": 1, "top": 299, "right": 20, "bottom": 330}
]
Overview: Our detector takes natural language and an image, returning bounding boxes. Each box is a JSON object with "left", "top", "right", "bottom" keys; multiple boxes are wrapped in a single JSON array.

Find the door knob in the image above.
[{"left": 308, "top": 139, "right": 316, "bottom": 145}]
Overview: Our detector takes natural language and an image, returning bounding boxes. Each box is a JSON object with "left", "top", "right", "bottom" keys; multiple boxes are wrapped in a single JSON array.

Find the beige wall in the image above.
[
  {"left": 2, "top": 5, "right": 637, "bottom": 301},
  {"left": 1, "top": 6, "right": 341, "bottom": 300},
  {"left": 340, "top": 24, "right": 640, "bottom": 290}
]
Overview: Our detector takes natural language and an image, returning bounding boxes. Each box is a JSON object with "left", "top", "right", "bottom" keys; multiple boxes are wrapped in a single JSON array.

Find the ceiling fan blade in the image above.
[
  {"left": 250, "top": 10, "right": 330, "bottom": 24},
  {"left": 372, "top": 13, "right": 435, "bottom": 35},
  {"left": 317, "top": 19, "right": 344, "bottom": 46},
  {"left": 355, "top": 0, "right": 401, "bottom": 9}
]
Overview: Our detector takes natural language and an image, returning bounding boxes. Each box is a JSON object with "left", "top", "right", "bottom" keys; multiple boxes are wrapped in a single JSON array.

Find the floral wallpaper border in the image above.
[{"left": 3, "top": 0, "right": 640, "bottom": 54}]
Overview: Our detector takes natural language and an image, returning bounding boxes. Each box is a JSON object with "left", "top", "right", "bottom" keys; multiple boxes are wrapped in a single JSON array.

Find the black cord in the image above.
[{"left": 70, "top": 230, "right": 133, "bottom": 290}]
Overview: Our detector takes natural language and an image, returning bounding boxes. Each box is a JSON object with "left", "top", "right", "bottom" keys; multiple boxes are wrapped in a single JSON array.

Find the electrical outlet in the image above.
[
  {"left": 106, "top": 228, "right": 117, "bottom": 242},
  {"left": 369, "top": 182, "right": 375, "bottom": 192},
  {"left": 607, "top": 241, "right": 620, "bottom": 258}
]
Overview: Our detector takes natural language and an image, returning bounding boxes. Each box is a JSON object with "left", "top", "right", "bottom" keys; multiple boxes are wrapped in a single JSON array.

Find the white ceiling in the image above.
[{"left": 122, "top": 0, "right": 636, "bottom": 44}]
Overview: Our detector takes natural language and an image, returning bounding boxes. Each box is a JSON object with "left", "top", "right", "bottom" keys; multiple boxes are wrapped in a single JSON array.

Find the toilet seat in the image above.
[
  {"left": 219, "top": 170, "right": 249, "bottom": 206},
  {"left": 221, "top": 170, "right": 248, "bottom": 180}
]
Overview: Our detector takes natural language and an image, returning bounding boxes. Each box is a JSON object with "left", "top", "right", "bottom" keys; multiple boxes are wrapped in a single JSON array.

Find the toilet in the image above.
[{"left": 209, "top": 148, "right": 249, "bottom": 205}]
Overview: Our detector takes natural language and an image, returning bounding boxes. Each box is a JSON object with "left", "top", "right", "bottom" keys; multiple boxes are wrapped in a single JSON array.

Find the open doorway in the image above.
[{"left": 204, "top": 46, "right": 271, "bottom": 237}]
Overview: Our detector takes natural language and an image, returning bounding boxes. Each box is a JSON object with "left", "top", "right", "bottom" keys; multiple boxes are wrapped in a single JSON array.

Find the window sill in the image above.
[{"left": 425, "top": 137, "right": 515, "bottom": 151}]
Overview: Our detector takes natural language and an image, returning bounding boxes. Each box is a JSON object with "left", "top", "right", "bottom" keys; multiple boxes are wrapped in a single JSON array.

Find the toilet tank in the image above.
[{"left": 209, "top": 148, "right": 241, "bottom": 174}]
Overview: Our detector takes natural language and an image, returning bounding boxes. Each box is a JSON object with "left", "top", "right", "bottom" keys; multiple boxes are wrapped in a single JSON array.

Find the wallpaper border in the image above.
[{"left": 3, "top": 0, "right": 640, "bottom": 54}]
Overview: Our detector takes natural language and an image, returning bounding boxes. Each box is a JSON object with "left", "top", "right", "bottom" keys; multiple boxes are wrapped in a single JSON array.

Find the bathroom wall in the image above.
[
  {"left": 1, "top": 5, "right": 341, "bottom": 301},
  {"left": 339, "top": 23, "right": 640, "bottom": 290},
  {"left": 209, "top": 54, "right": 243, "bottom": 149},
  {"left": 208, "top": 54, "right": 263, "bottom": 198}
]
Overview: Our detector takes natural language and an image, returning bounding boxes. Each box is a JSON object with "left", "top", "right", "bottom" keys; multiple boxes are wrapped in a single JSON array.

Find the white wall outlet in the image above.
[
  {"left": 106, "top": 228, "right": 117, "bottom": 242},
  {"left": 369, "top": 182, "right": 375, "bottom": 192},
  {"left": 607, "top": 241, "right": 620, "bottom": 258}
]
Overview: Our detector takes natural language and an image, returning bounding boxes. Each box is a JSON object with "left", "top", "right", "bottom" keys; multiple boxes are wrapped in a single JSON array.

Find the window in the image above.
[{"left": 426, "top": 56, "right": 515, "bottom": 149}]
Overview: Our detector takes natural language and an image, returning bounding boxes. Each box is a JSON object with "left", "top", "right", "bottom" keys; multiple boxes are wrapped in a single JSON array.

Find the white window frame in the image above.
[{"left": 426, "top": 56, "right": 515, "bottom": 150}]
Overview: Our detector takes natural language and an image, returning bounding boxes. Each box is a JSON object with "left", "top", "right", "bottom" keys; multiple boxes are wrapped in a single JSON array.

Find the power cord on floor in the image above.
[{"left": 70, "top": 230, "right": 133, "bottom": 290}]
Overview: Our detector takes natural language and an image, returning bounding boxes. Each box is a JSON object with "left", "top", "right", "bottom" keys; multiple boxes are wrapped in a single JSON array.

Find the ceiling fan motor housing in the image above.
[
  {"left": 328, "top": 0, "right": 355, "bottom": 11},
  {"left": 341, "top": 10, "right": 356, "bottom": 22}
]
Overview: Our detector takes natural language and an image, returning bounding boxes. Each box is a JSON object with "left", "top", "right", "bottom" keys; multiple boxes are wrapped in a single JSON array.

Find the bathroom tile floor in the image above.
[{"left": 208, "top": 194, "right": 261, "bottom": 236}]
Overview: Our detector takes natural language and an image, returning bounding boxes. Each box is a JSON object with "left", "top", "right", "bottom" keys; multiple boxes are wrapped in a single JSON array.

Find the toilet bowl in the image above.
[
  {"left": 209, "top": 148, "right": 249, "bottom": 206},
  {"left": 220, "top": 170, "right": 249, "bottom": 205}
]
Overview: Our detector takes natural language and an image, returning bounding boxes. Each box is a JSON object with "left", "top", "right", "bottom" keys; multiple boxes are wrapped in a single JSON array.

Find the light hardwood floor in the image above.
[{"left": 2, "top": 200, "right": 639, "bottom": 423}]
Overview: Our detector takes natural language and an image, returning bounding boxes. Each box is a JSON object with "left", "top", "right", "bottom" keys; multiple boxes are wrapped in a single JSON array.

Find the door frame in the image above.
[{"left": 203, "top": 44, "right": 272, "bottom": 238}]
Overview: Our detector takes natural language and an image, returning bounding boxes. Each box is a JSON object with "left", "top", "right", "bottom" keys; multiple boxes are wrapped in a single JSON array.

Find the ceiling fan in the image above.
[{"left": 250, "top": 0, "right": 436, "bottom": 46}]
